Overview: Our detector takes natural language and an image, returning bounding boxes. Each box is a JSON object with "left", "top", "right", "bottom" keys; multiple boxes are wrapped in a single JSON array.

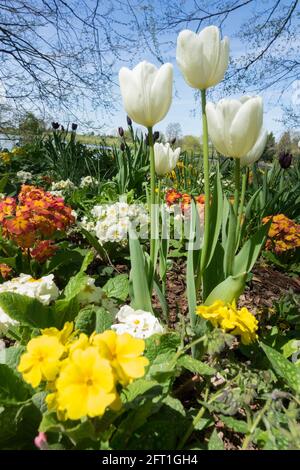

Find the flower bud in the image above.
[
  {"left": 279, "top": 152, "right": 292, "bottom": 169},
  {"left": 126, "top": 116, "right": 132, "bottom": 127},
  {"left": 120, "top": 142, "right": 125, "bottom": 152},
  {"left": 71, "top": 123, "right": 78, "bottom": 131},
  {"left": 153, "top": 131, "right": 160, "bottom": 142},
  {"left": 52, "top": 122, "right": 59, "bottom": 130},
  {"left": 170, "top": 137, "right": 176, "bottom": 145},
  {"left": 118, "top": 126, "right": 124, "bottom": 137}
]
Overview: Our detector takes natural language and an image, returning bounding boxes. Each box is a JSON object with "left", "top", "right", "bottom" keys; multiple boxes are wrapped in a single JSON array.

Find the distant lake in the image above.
[{"left": 0, "top": 133, "right": 20, "bottom": 150}]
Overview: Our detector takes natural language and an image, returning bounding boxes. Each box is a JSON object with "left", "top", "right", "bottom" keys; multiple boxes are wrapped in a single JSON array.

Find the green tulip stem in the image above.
[
  {"left": 234, "top": 158, "right": 241, "bottom": 217},
  {"left": 199, "top": 89, "right": 211, "bottom": 282},
  {"left": 237, "top": 168, "right": 248, "bottom": 235},
  {"left": 147, "top": 126, "right": 157, "bottom": 275}
]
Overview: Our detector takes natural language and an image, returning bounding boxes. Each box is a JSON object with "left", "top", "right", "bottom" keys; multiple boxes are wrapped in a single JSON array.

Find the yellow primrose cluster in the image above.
[
  {"left": 0, "top": 151, "right": 11, "bottom": 164},
  {"left": 17, "top": 322, "right": 149, "bottom": 421},
  {"left": 196, "top": 300, "right": 258, "bottom": 345}
]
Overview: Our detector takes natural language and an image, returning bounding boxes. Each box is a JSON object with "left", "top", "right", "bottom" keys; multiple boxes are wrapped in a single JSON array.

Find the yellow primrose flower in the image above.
[
  {"left": 196, "top": 300, "right": 226, "bottom": 327},
  {"left": 230, "top": 306, "right": 258, "bottom": 345},
  {"left": 92, "top": 330, "right": 149, "bottom": 386},
  {"left": 41, "top": 322, "right": 75, "bottom": 346},
  {"left": 18, "top": 335, "right": 64, "bottom": 387},
  {"left": 68, "top": 332, "right": 90, "bottom": 354},
  {"left": 196, "top": 300, "right": 258, "bottom": 345},
  {"left": 55, "top": 347, "right": 117, "bottom": 420}
]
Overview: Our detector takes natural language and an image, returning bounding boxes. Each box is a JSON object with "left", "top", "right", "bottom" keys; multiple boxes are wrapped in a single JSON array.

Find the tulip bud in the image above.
[
  {"left": 153, "top": 131, "right": 160, "bottom": 142},
  {"left": 52, "top": 122, "right": 59, "bottom": 130},
  {"left": 119, "top": 61, "right": 173, "bottom": 127},
  {"left": 170, "top": 137, "right": 176, "bottom": 145},
  {"left": 118, "top": 126, "right": 124, "bottom": 137},
  {"left": 120, "top": 142, "right": 125, "bottom": 152},
  {"left": 154, "top": 143, "right": 181, "bottom": 176},
  {"left": 176, "top": 26, "right": 229, "bottom": 90},
  {"left": 206, "top": 96, "right": 263, "bottom": 158},
  {"left": 61, "top": 125, "right": 65, "bottom": 132},
  {"left": 279, "top": 151, "right": 292, "bottom": 169},
  {"left": 126, "top": 116, "right": 132, "bottom": 127},
  {"left": 71, "top": 123, "right": 78, "bottom": 131}
]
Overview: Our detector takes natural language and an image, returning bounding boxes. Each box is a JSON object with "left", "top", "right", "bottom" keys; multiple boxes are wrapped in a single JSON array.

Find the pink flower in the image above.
[{"left": 34, "top": 432, "right": 48, "bottom": 450}]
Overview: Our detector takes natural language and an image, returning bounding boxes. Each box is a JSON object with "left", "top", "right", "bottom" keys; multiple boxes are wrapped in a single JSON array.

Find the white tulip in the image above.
[
  {"left": 176, "top": 26, "right": 229, "bottom": 90},
  {"left": 206, "top": 96, "right": 264, "bottom": 158},
  {"left": 240, "top": 129, "right": 268, "bottom": 167},
  {"left": 119, "top": 61, "right": 173, "bottom": 127},
  {"left": 154, "top": 142, "right": 181, "bottom": 176}
]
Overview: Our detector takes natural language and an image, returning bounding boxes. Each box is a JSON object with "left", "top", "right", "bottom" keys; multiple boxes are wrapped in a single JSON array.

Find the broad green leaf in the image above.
[
  {"left": 0, "top": 345, "right": 25, "bottom": 368},
  {"left": 62, "top": 271, "right": 89, "bottom": 300},
  {"left": 204, "top": 273, "right": 246, "bottom": 306},
  {"left": 128, "top": 227, "right": 153, "bottom": 312},
  {"left": 260, "top": 342, "right": 300, "bottom": 394},
  {"left": 0, "top": 175, "right": 8, "bottom": 193},
  {"left": 162, "top": 395, "right": 186, "bottom": 416},
  {"left": 52, "top": 296, "right": 80, "bottom": 329},
  {"left": 145, "top": 333, "right": 180, "bottom": 362},
  {"left": 220, "top": 415, "right": 248, "bottom": 434},
  {"left": 0, "top": 364, "right": 31, "bottom": 404},
  {"left": 208, "top": 429, "right": 224, "bottom": 450},
  {"left": 223, "top": 203, "right": 236, "bottom": 277},
  {"left": 102, "top": 274, "right": 129, "bottom": 301},
  {"left": 282, "top": 339, "right": 300, "bottom": 359},
  {"left": 0, "top": 292, "right": 54, "bottom": 328},
  {"left": 206, "top": 166, "right": 223, "bottom": 268},
  {"left": 202, "top": 241, "right": 225, "bottom": 301},
  {"left": 178, "top": 355, "right": 216, "bottom": 376},
  {"left": 39, "top": 411, "right": 65, "bottom": 433},
  {"left": 121, "top": 379, "right": 161, "bottom": 404},
  {"left": 233, "top": 222, "right": 270, "bottom": 276},
  {"left": 186, "top": 201, "right": 200, "bottom": 332},
  {"left": 79, "top": 250, "right": 94, "bottom": 273},
  {"left": 75, "top": 306, "right": 114, "bottom": 335}
]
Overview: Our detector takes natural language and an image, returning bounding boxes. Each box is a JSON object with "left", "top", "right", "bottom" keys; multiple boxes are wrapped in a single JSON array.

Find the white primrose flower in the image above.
[
  {"left": 80, "top": 176, "right": 98, "bottom": 188},
  {"left": 0, "top": 274, "right": 60, "bottom": 334},
  {"left": 51, "top": 179, "right": 76, "bottom": 192},
  {"left": 77, "top": 277, "right": 103, "bottom": 306},
  {"left": 112, "top": 305, "right": 164, "bottom": 339},
  {"left": 16, "top": 170, "right": 32, "bottom": 183}
]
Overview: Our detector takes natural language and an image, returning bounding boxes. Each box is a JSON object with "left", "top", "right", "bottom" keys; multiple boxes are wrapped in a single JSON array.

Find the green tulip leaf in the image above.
[{"left": 204, "top": 273, "right": 246, "bottom": 306}]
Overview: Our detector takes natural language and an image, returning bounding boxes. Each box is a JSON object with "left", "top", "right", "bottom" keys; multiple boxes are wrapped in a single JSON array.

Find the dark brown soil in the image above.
[{"left": 152, "top": 259, "right": 300, "bottom": 325}]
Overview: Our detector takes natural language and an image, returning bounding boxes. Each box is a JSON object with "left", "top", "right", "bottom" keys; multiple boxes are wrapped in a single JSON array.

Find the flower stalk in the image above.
[
  {"left": 198, "top": 89, "right": 210, "bottom": 287},
  {"left": 148, "top": 127, "right": 157, "bottom": 276}
]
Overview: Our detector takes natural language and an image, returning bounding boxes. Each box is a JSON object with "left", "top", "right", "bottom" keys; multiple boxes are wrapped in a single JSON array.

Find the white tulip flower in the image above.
[
  {"left": 119, "top": 61, "right": 173, "bottom": 127},
  {"left": 240, "top": 129, "right": 268, "bottom": 167},
  {"left": 206, "top": 96, "right": 264, "bottom": 158},
  {"left": 176, "top": 26, "right": 229, "bottom": 90},
  {"left": 154, "top": 142, "right": 181, "bottom": 176}
]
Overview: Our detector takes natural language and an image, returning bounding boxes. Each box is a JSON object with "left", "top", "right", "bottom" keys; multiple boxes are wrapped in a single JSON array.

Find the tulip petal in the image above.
[
  {"left": 240, "top": 128, "right": 268, "bottom": 167},
  {"left": 230, "top": 97, "right": 263, "bottom": 158},
  {"left": 150, "top": 63, "right": 173, "bottom": 126},
  {"left": 176, "top": 30, "right": 206, "bottom": 89},
  {"left": 212, "top": 37, "right": 230, "bottom": 86}
]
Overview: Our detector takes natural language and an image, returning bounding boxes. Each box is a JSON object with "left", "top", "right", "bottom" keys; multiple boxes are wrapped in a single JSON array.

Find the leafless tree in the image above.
[{"left": 0, "top": 1, "right": 299, "bottom": 128}]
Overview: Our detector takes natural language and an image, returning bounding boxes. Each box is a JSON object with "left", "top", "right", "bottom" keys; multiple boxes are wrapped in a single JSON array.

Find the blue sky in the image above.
[{"left": 66, "top": 1, "right": 298, "bottom": 139}]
